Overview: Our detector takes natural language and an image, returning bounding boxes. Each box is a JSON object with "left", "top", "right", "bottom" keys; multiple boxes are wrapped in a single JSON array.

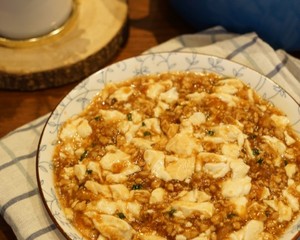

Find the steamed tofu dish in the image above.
[{"left": 53, "top": 72, "right": 300, "bottom": 240}]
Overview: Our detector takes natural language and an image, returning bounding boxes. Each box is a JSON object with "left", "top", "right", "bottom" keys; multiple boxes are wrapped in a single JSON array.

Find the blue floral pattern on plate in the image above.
[{"left": 37, "top": 52, "right": 300, "bottom": 240}]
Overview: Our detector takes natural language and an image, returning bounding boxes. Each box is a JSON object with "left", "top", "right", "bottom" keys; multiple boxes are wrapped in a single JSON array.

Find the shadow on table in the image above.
[{"left": 129, "top": 0, "right": 195, "bottom": 44}]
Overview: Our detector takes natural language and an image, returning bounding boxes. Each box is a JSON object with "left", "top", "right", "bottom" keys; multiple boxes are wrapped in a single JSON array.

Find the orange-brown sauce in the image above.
[{"left": 53, "top": 72, "right": 300, "bottom": 240}]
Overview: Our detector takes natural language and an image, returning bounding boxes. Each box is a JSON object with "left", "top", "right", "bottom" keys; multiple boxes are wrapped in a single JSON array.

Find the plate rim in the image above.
[{"left": 36, "top": 52, "right": 300, "bottom": 240}]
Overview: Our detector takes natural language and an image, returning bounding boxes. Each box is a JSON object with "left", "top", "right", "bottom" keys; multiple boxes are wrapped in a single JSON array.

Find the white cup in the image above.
[{"left": 0, "top": 0, "right": 73, "bottom": 40}]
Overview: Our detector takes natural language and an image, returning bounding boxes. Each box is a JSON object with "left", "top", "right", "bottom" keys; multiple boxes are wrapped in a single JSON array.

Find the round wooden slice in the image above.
[{"left": 0, "top": 0, "right": 128, "bottom": 91}]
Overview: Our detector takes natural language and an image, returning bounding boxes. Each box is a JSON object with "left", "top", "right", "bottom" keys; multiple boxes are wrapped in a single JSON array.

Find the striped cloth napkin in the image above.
[{"left": 1, "top": 26, "right": 300, "bottom": 240}]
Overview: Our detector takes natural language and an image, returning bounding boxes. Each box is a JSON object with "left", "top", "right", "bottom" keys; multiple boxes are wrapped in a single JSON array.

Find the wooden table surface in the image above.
[{"left": 0, "top": 0, "right": 195, "bottom": 239}]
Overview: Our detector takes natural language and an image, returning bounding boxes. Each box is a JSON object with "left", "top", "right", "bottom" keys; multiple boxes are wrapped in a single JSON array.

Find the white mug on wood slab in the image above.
[{"left": 0, "top": 0, "right": 73, "bottom": 40}]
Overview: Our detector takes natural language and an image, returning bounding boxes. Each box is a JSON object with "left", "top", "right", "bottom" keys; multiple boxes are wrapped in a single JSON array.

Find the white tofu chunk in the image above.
[
  {"left": 118, "top": 121, "right": 140, "bottom": 142},
  {"left": 116, "top": 200, "right": 141, "bottom": 221},
  {"left": 109, "top": 86, "right": 134, "bottom": 102},
  {"left": 87, "top": 161, "right": 101, "bottom": 176},
  {"left": 247, "top": 89, "right": 254, "bottom": 103},
  {"left": 244, "top": 139, "right": 255, "bottom": 159},
  {"left": 93, "top": 214, "right": 134, "bottom": 240},
  {"left": 217, "top": 78, "right": 244, "bottom": 89},
  {"left": 144, "top": 150, "right": 171, "bottom": 181},
  {"left": 178, "top": 190, "right": 197, "bottom": 202},
  {"left": 132, "top": 138, "right": 153, "bottom": 149},
  {"left": 159, "top": 87, "right": 179, "bottom": 104},
  {"left": 284, "top": 131, "right": 296, "bottom": 145},
  {"left": 100, "top": 149, "right": 140, "bottom": 175},
  {"left": 230, "top": 159, "right": 250, "bottom": 179},
  {"left": 154, "top": 101, "right": 169, "bottom": 117},
  {"left": 97, "top": 235, "right": 107, "bottom": 240},
  {"left": 171, "top": 201, "right": 214, "bottom": 218},
  {"left": 130, "top": 110, "right": 142, "bottom": 123},
  {"left": 178, "top": 189, "right": 211, "bottom": 203},
  {"left": 180, "top": 112, "right": 206, "bottom": 134},
  {"left": 222, "top": 176, "right": 252, "bottom": 198},
  {"left": 77, "top": 119, "right": 92, "bottom": 138},
  {"left": 211, "top": 93, "right": 239, "bottom": 107},
  {"left": 165, "top": 155, "right": 195, "bottom": 181},
  {"left": 150, "top": 188, "right": 165, "bottom": 204},
  {"left": 60, "top": 118, "right": 80, "bottom": 140},
  {"left": 283, "top": 189, "right": 299, "bottom": 212},
  {"left": 191, "top": 234, "right": 210, "bottom": 240},
  {"left": 285, "top": 163, "right": 297, "bottom": 179},
  {"left": 143, "top": 118, "right": 162, "bottom": 134},
  {"left": 197, "top": 152, "right": 229, "bottom": 163},
  {"left": 188, "top": 112, "right": 206, "bottom": 126},
  {"left": 110, "top": 184, "right": 130, "bottom": 201},
  {"left": 278, "top": 201, "right": 292, "bottom": 222},
  {"left": 166, "top": 133, "right": 198, "bottom": 156},
  {"left": 180, "top": 119, "right": 194, "bottom": 134},
  {"left": 230, "top": 197, "right": 248, "bottom": 216},
  {"left": 214, "top": 124, "right": 245, "bottom": 146},
  {"left": 85, "top": 181, "right": 111, "bottom": 197},
  {"left": 264, "top": 199, "right": 278, "bottom": 211},
  {"left": 60, "top": 117, "right": 92, "bottom": 140},
  {"left": 270, "top": 114, "right": 289, "bottom": 129},
  {"left": 146, "top": 83, "right": 165, "bottom": 100},
  {"left": 95, "top": 199, "right": 118, "bottom": 215},
  {"left": 230, "top": 220, "right": 263, "bottom": 240},
  {"left": 197, "top": 191, "right": 211, "bottom": 203},
  {"left": 126, "top": 201, "right": 142, "bottom": 218},
  {"left": 74, "top": 164, "right": 86, "bottom": 181},
  {"left": 260, "top": 187, "right": 270, "bottom": 200},
  {"left": 62, "top": 167, "right": 74, "bottom": 179},
  {"left": 64, "top": 208, "right": 74, "bottom": 221},
  {"left": 203, "top": 162, "right": 230, "bottom": 178},
  {"left": 99, "top": 109, "right": 126, "bottom": 122},
  {"left": 75, "top": 147, "right": 85, "bottom": 157},
  {"left": 175, "top": 235, "right": 187, "bottom": 240},
  {"left": 61, "top": 143, "right": 74, "bottom": 156},
  {"left": 186, "top": 92, "right": 207, "bottom": 103},
  {"left": 105, "top": 173, "right": 128, "bottom": 183},
  {"left": 262, "top": 135, "right": 286, "bottom": 155},
  {"left": 215, "top": 84, "right": 239, "bottom": 95},
  {"left": 221, "top": 143, "right": 241, "bottom": 159}
]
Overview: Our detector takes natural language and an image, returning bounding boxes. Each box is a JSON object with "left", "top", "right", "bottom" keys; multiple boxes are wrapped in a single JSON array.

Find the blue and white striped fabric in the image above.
[{"left": 1, "top": 27, "right": 299, "bottom": 240}]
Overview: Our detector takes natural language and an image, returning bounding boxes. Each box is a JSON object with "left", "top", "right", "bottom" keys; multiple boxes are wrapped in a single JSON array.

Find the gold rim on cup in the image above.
[{"left": 0, "top": 0, "right": 78, "bottom": 48}]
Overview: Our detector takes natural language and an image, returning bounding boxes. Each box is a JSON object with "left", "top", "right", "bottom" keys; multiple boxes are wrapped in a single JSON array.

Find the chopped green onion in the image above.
[
  {"left": 142, "top": 122, "right": 146, "bottom": 127},
  {"left": 265, "top": 210, "right": 271, "bottom": 217},
  {"left": 227, "top": 212, "right": 237, "bottom": 219},
  {"left": 248, "top": 134, "right": 257, "bottom": 139},
  {"left": 127, "top": 113, "right": 132, "bottom": 121},
  {"left": 132, "top": 184, "right": 142, "bottom": 190},
  {"left": 111, "top": 98, "right": 117, "bottom": 104},
  {"left": 80, "top": 150, "right": 88, "bottom": 161},
  {"left": 94, "top": 116, "right": 100, "bottom": 121},
  {"left": 168, "top": 208, "right": 176, "bottom": 217},
  {"left": 143, "top": 131, "right": 151, "bottom": 136},
  {"left": 252, "top": 148, "right": 260, "bottom": 156},
  {"left": 206, "top": 130, "right": 215, "bottom": 136},
  {"left": 256, "top": 158, "right": 264, "bottom": 164},
  {"left": 117, "top": 212, "right": 126, "bottom": 219},
  {"left": 86, "top": 169, "right": 93, "bottom": 174}
]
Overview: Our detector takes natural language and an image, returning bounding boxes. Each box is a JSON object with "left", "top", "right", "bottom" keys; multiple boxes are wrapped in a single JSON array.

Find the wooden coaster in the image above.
[{"left": 0, "top": 0, "right": 128, "bottom": 91}]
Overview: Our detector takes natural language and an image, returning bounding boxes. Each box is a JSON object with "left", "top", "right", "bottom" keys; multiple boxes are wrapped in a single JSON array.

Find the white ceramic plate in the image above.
[{"left": 36, "top": 52, "right": 300, "bottom": 240}]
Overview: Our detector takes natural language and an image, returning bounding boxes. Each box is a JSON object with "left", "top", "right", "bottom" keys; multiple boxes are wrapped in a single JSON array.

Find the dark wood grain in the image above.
[{"left": 0, "top": 0, "right": 195, "bottom": 239}]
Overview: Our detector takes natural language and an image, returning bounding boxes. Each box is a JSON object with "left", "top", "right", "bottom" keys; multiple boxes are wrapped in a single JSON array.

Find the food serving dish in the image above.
[{"left": 36, "top": 52, "right": 300, "bottom": 239}]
